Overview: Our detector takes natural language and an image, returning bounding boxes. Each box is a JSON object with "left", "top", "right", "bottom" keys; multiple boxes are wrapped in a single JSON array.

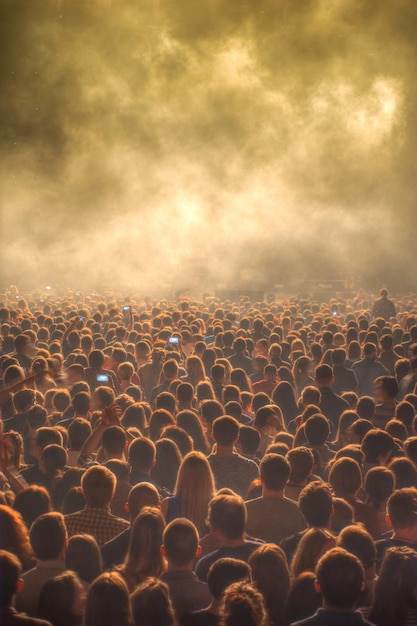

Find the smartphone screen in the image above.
[{"left": 97, "top": 374, "right": 110, "bottom": 383}]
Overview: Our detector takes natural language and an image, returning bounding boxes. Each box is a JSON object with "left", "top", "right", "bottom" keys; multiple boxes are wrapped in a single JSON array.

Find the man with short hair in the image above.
[
  {"left": 285, "top": 447, "right": 315, "bottom": 502},
  {"left": 245, "top": 454, "right": 307, "bottom": 545},
  {"left": 160, "top": 519, "right": 211, "bottom": 621},
  {"left": 15, "top": 513, "right": 67, "bottom": 617},
  {"left": 195, "top": 493, "right": 263, "bottom": 582},
  {"left": 150, "top": 359, "right": 179, "bottom": 408},
  {"left": 331, "top": 349, "right": 358, "bottom": 395},
  {"left": 352, "top": 344, "right": 389, "bottom": 398},
  {"left": 292, "top": 548, "right": 374, "bottom": 625},
  {"left": 315, "top": 364, "right": 350, "bottom": 433},
  {"left": 0, "top": 550, "right": 52, "bottom": 626},
  {"left": 372, "top": 376, "right": 398, "bottom": 429},
  {"left": 228, "top": 338, "right": 254, "bottom": 375},
  {"left": 64, "top": 465, "right": 129, "bottom": 545},
  {"left": 187, "top": 558, "right": 251, "bottom": 626},
  {"left": 372, "top": 288, "right": 396, "bottom": 321},
  {"left": 399, "top": 357, "right": 417, "bottom": 400},
  {"left": 207, "top": 416, "right": 259, "bottom": 498},
  {"left": 376, "top": 487, "right": 417, "bottom": 568},
  {"left": 251, "top": 364, "right": 279, "bottom": 398},
  {"left": 280, "top": 482, "right": 333, "bottom": 562}
]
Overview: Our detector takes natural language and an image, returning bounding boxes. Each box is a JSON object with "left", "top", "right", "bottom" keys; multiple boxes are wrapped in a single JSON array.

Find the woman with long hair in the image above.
[
  {"left": 230, "top": 369, "right": 252, "bottom": 393},
  {"left": 292, "top": 356, "right": 315, "bottom": 397},
  {"left": 368, "top": 547, "right": 417, "bottom": 626},
  {"left": 216, "top": 358, "right": 232, "bottom": 386},
  {"left": 84, "top": 572, "right": 132, "bottom": 626},
  {"left": 185, "top": 356, "right": 207, "bottom": 389},
  {"left": 271, "top": 382, "right": 298, "bottom": 426},
  {"left": 161, "top": 452, "right": 215, "bottom": 536},
  {"left": 151, "top": 438, "right": 182, "bottom": 494},
  {"left": 131, "top": 577, "right": 177, "bottom": 626},
  {"left": 364, "top": 467, "right": 395, "bottom": 538},
  {"left": 117, "top": 507, "right": 166, "bottom": 591},
  {"left": 65, "top": 534, "right": 103, "bottom": 586},
  {"left": 32, "top": 356, "right": 57, "bottom": 395},
  {"left": 290, "top": 528, "right": 336, "bottom": 578},
  {"left": 249, "top": 544, "right": 290, "bottom": 626},
  {"left": 176, "top": 410, "right": 211, "bottom": 455},
  {"left": 38, "top": 571, "right": 86, "bottom": 626},
  {"left": 0, "top": 505, "right": 33, "bottom": 571},
  {"left": 333, "top": 410, "right": 358, "bottom": 450}
]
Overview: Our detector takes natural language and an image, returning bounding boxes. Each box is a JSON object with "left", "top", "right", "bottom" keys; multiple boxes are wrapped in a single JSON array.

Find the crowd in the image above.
[{"left": 0, "top": 286, "right": 417, "bottom": 626}]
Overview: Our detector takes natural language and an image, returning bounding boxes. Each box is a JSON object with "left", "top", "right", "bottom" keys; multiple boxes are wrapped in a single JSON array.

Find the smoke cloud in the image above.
[{"left": 1, "top": 0, "right": 416, "bottom": 294}]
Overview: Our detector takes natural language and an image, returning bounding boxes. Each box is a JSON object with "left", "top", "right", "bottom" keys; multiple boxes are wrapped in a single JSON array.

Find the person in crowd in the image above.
[
  {"left": 38, "top": 571, "right": 86, "bottom": 626},
  {"left": 218, "top": 582, "right": 268, "bottom": 626},
  {"left": 249, "top": 544, "right": 290, "bottom": 626},
  {"left": 364, "top": 467, "right": 395, "bottom": 538},
  {"left": 65, "top": 534, "right": 102, "bottom": 586},
  {"left": 284, "top": 447, "right": 315, "bottom": 501},
  {"left": 64, "top": 465, "right": 129, "bottom": 546},
  {"left": 84, "top": 572, "right": 132, "bottom": 626},
  {"left": 314, "top": 365, "right": 350, "bottom": 433},
  {"left": 195, "top": 493, "right": 262, "bottom": 582},
  {"left": 207, "top": 417, "right": 259, "bottom": 498},
  {"left": 372, "top": 376, "right": 399, "bottom": 429},
  {"left": 331, "top": 349, "right": 358, "bottom": 395},
  {"left": 0, "top": 550, "right": 52, "bottom": 626},
  {"left": 15, "top": 512, "right": 67, "bottom": 617},
  {"left": 160, "top": 519, "right": 211, "bottom": 620},
  {"left": 352, "top": 344, "right": 389, "bottom": 398},
  {"left": 372, "top": 288, "right": 396, "bottom": 320},
  {"left": 131, "top": 578, "right": 178, "bottom": 626},
  {"left": 336, "top": 525, "right": 377, "bottom": 606},
  {"left": 245, "top": 453, "right": 306, "bottom": 544},
  {"left": 293, "top": 548, "right": 374, "bottom": 625},
  {"left": 376, "top": 488, "right": 417, "bottom": 567},
  {"left": 290, "top": 528, "right": 336, "bottom": 578}
]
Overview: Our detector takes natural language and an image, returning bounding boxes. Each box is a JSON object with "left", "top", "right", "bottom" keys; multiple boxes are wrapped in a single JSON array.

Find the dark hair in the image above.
[
  {"left": 298, "top": 481, "right": 333, "bottom": 527},
  {"left": 30, "top": 512, "right": 67, "bottom": 560},
  {"left": 285, "top": 573, "right": 321, "bottom": 625},
  {"left": 65, "top": 534, "right": 102, "bottom": 584},
  {"left": 207, "top": 558, "right": 251, "bottom": 599},
  {"left": 208, "top": 494, "right": 247, "bottom": 540},
  {"left": 85, "top": 572, "right": 132, "bottom": 626},
  {"left": 149, "top": 409, "right": 175, "bottom": 442},
  {"left": 68, "top": 418, "right": 92, "bottom": 451},
  {"left": 219, "top": 582, "right": 268, "bottom": 626},
  {"left": 81, "top": 465, "right": 116, "bottom": 508},
  {"left": 369, "top": 546, "right": 417, "bottom": 626},
  {"left": 162, "top": 518, "right": 198, "bottom": 567},
  {"left": 128, "top": 437, "right": 156, "bottom": 472},
  {"left": 260, "top": 454, "right": 290, "bottom": 492},
  {"left": 316, "top": 548, "right": 364, "bottom": 610},
  {"left": 305, "top": 414, "right": 330, "bottom": 445},
  {"left": 38, "top": 571, "right": 83, "bottom": 626},
  {"left": 365, "top": 467, "right": 395, "bottom": 510},
  {"left": 329, "top": 458, "right": 362, "bottom": 498},
  {"left": 249, "top": 544, "right": 290, "bottom": 626},
  {"left": 389, "top": 458, "right": 417, "bottom": 489},
  {"left": 0, "top": 550, "right": 21, "bottom": 607},
  {"left": 213, "top": 416, "right": 240, "bottom": 447},
  {"left": 101, "top": 426, "right": 127, "bottom": 456},
  {"left": 387, "top": 488, "right": 417, "bottom": 529},
  {"left": 374, "top": 376, "right": 399, "bottom": 399},
  {"left": 72, "top": 391, "right": 90, "bottom": 416},
  {"left": 131, "top": 578, "right": 177, "bottom": 626},
  {"left": 337, "top": 525, "right": 376, "bottom": 570},
  {"left": 238, "top": 426, "right": 261, "bottom": 457},
  {"left": 361, "top": 429, "right": 395, "bottom": 464},
  {"left": 13, "top": 486, "right": 52, "bottom": 528}
]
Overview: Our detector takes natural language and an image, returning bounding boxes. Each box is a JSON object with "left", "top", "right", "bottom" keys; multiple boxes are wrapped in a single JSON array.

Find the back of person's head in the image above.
[
  {"left": 337, "top": 525, "right": 376, "bottom": 571},
  {"left": 101, "top": 425, "right": 127, "bottom": 457},
  {"left": 260, "top": 453, "right": 290, "bottom": 492},
  {"left": 131, "top": 578, "right": 176, "bottom": 626},
  {"left": 364, "top": 466, "right": 395, "bottom": 509},
  {"left": 331, "top": 498, "right": 354, "bottom": 534},
  {"left": 207, "top": 558, "right": 251, "bottom": 599},
  {"left": 350, "top": 418, "right": 374, "bottom": 443},
  {"left": 299, "top": 481, "right": 333, "bottom": 527},
  {"left": 285, "top": 572, "right": 322, "bottom": 626},
  {"left": 68, "top": 418, "right": 92, "bottom": 451},
  {"left": 40, "top": 444, "right": 68, "bottom": 474},
  {"left": 27, "top": 405, "right": 48, "bottom": 430},
  {"left": 30, "top": 512, "right": 67, "bottom": 560},
  {"left": 149, "top": 409, "right": 175, "bottom": 442},
  {"left": 238, "top": 426, "right": 261, "bottom": 457},
  {"left": 314, "top": 364, "right": 333, "bottom": 384},
  {"left": 155, "top": 392, "right": 176, "bottom": 415},
  {"left": 162, "top": 359, "right": 178, "bottom": 380},
  {"left": 315, "top": 548, "right": 364, "bottom": 610},
  {"left": 53, "top": 389, "right": 71, "bottom": 412},
  {"left": 287, "top": 447, "right": 314, "bottom": 484},
  {"left": 65, "top": 534, "right": 102, "bottom": 584},
  {"left": 387, "top": 488, "right": 417, "bottom": 530},
  {"left": 301, "top": 386, "right": 321, "bottom": 407},
  {"left": 72, "top": 391, "right": 90, "bottom": 415},
  {"left": 0, "top": 550, "right": 22, "bottom": 607},
  {"left": 361, "top": 429, "right": 395, "bottom": 464},
  {"left": 374, "top": 375, "right": 399, "bottom": 399},
  {"left": 162, "top": 518, "right": 199, "bottom": 567},
  {"left": 396, "top": 401, "right": 415, "bottom": 435},
  {"left": 208, "top": 493, "right": 247, "bottom": 540},
  {"left": 219, "top": 582, "right": 268, "bottom": 626},
  {"left": 305, "top": 414, "right": 330, "bottom": 446},
  {"left": 331, "top": 348, "right": 346, "bottom": 366},
  {"left": 127, "top": 483, "right": 160, "bottom": 522},
  {"left": 357, "top": 397, "right": 376, "bottom": 420},
  {"left": 329, "top": 457, "right": 362, "bottom": 498},
  {"left": 405, "top": 437, "right": 417, "bottom": 465},
  {"left": 248, "top": 544, "right": 290, "bottom": 626},
  {"left": 12, "top": 388, "right": 34, "bottom": 412},
  {"left": 88, "top": 349, "right": 105, "bottom": 368},
  {"left": 389, "top": 457, "right": 417, "bottom": 489},
  {"left": 128, "top": 437, "right": 156, "bottom": 472},
  {"left": 38, "top": 570, "right": 84, "bottom": 626},
  {"left": 13, "top": 485, "right": 52, "bottom": 528},
  {"left": 213, "top": 416, "right": 240, "bottom": 447},
  {"left": 85, "top": 572, "right": 132, "bottom": 626},
  {"left": 81, "top": 465, "right": 116, "bottom": 508}
]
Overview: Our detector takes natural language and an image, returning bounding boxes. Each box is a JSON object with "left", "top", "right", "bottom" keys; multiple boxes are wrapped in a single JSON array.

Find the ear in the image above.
[
  {"left": 361, "top": 582, "right": 366, "bottom": 591},
  {"left": 195, "top": 545, "right": 202, "bottom": 558},
  {"left": 314, "top": 580, "right": 321, "bottom": 594},
  {"left": 125, "top": 503, "right": 129, "bottom": 514},
  {"left": 386, "top": 514, "right": 393, "bottom": 528},
  {"left": 161, "top": 545, "right": 166, "bottom": 558},
  {"left": 16, "top": 578, "right": 24, "bottom": 593}
]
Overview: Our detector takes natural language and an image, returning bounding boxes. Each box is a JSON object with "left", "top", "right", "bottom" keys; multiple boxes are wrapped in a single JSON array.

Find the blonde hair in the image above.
[
  {"left": 174, "top": 452, "right": 215, "bottom": 534},
  {"left": 185, "top": 356, "right": 206, "bottom": 388},
  {"left": 121, "top": 507, "right": 166, "bottom": 590},
  {"left": 291, "top": 528, "right": 336, "bottom": 578},
  {"left": 216, "top": 358, "right": 232, "bottom": 385}
]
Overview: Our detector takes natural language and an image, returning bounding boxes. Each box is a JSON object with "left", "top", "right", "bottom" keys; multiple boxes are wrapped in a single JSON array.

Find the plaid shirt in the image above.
[{"left": 65, "top": 506, "right": 129, "bottom": 546}]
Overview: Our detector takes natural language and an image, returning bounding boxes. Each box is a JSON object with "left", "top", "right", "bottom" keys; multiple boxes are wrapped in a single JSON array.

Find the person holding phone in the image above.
[{"left": 84, "top": 350, "right": 121, "bottom": 394}]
